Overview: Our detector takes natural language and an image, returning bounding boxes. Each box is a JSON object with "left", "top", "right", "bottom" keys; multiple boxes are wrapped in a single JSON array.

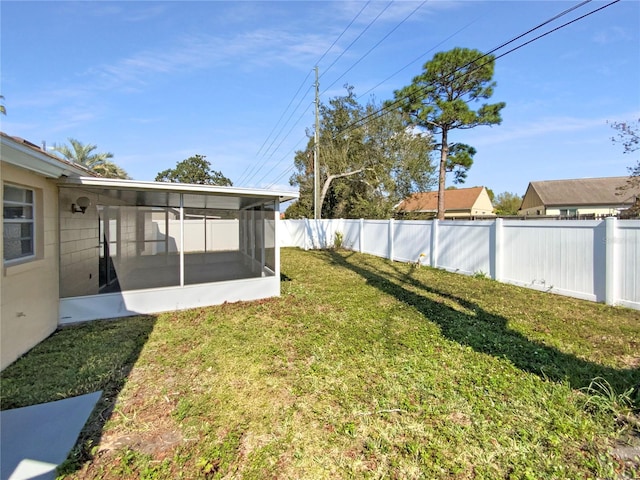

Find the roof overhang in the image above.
[
  {"left": 1, "top": 133, "right": 91, "bottom": 178},
  {"left": 58, "top": 176, "right": 298, "bottom": 210}
]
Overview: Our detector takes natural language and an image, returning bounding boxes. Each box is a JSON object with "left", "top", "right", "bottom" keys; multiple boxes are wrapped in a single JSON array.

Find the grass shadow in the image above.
[
  {"left": 326, "top": 250, "right": 639, "bottom": 398},
  {"left": 0, "top": 315, "right": 156, "bottom": 474}
]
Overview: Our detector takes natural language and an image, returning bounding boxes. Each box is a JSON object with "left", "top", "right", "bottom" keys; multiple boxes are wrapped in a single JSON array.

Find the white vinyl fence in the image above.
[{"left": 279, "top": 218, "right": 640, "bottom": 310}]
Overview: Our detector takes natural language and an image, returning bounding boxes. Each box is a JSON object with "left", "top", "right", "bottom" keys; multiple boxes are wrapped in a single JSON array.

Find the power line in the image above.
[
  {"left": 245, "top": 102, "right": 315, "bottom": 186},
  {"left": 339, "top": 0, "right": 603, "bottom": 136},
  {"left": 265, "top": 163, "right": 297, "bottom": 189},
  {"left": 241, "top": 3, "right": 373, "bottom": 186},
  {"left": 321, "top": 1, "right": 427, "bottom": 96},
  {"left": 254, "top": 71, "right": 312, "bottom": 160},
  {"left": 356, "top": 19, "right": 477, "bottom": 100},
  {"left": 258, "top": 134, "right": 309, "bottom": 189},
  {"left": 261, "top": 0, "right": 615, "bottom": 190},
  {"left": 249, "top": 1, "right": 369, "bottom": 164},
  {"left": 317, "top": 1, "right": 371, "bottom": 68},
  {"left": 320, "top": 2, "right": 393, "bottom": 80},
  {"left": 236, "top": 71, "right": 313, "bottom": 185},
  {"left": 238, "top": 83, "right": 314, "bottom": 185},
  {"left": 256, "top": 2, "right": 425, "bottom": 187}
]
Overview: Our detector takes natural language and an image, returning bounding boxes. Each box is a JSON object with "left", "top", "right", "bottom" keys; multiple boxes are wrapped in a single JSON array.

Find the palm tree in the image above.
[
  {"left": 92, "top": 160, "right": 131, "bottom": 179},
  {"left": 52, "top": 138, "right": 130, "bottom": 179}
]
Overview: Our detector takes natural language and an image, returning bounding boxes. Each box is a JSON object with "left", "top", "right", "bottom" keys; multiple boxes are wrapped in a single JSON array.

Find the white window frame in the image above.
[{"left": 3, "top": 183, "right": 36, "bottom": 264}]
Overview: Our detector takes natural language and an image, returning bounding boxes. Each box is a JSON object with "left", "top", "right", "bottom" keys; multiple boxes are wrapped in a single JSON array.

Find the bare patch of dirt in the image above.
[
  {"left": 95, "top": 366, "right": 187, "bottom": 460},
  {"left": 99, "top": 429, "right": 184, "bottom": 457},
  {"left": 610, "top": 416, "right": 640, "bottom": 479}
]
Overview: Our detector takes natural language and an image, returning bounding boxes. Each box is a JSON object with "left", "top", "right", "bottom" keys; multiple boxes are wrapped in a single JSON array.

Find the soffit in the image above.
[{"left": 58, "top": 177, "right": 297, "bottom": 210}]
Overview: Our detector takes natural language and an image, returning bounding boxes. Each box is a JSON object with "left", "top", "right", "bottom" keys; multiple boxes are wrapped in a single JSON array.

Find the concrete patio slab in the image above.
[{"left": 1, "top": 391, "right": 102, "bottom": 480}]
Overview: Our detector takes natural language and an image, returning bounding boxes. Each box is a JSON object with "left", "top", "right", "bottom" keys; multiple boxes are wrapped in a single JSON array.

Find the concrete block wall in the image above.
[{"left": 58, "top": 188, "right": 100, "bottom": 298}]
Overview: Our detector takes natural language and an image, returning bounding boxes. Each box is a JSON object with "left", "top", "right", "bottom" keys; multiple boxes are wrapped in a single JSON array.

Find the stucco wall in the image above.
[
  {"left": 471, "top": 189, "right": 496, "bottom": 216},
  {"left": 1, "top": 163, "right": 59, "bottom": 370},
  {"left": 545, "top": 206, "right": 621, "bottom": 217},
  {"left": 520, "top": 205, "right": 624, "bottom": 217}
]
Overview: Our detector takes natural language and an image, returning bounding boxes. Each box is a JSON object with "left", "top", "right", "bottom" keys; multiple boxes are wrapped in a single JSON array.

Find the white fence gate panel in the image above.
[
  {"left": 362, "top": 220, "right": 390, "bottom": 258},
  {"left": 618, "top": 221, "right": 640, "bottom": 306},
  {"left": 501, "top": 221, "right": 601, "bottom": 301},
  {"left": 342, "top": 220, "right": 362, "bottom": 251},
  {"left": 279, "top": 219, "right": 305, "bottom": 249},
  {"left": 437, "top": 221, "right": 493, "bottom": 276},
  {"left": 393, "top": 221, "right": 433, "bottom": 264}
]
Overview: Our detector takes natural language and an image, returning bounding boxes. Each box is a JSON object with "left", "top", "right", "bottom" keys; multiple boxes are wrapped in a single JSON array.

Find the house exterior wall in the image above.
[
  {"left": 545, "top": 206, "right": 622, "bottom": 217},
  {"left": 521, "top": 204, "right": 625, "bottom": 217},
  {"left": 58, "top": 188, "right": 100, "bottom": 298},
  {"left": 519, "top": 186, "right": 544, "bottom": 215},
  {"left": 471, "top": 189, "right": 496, "bottom": 216},
  {"left": 1, "top": 162, "right": 59, "bottom": 370},
  {"left": 443, "top": 209, "right": 471, "bottom": 219}
]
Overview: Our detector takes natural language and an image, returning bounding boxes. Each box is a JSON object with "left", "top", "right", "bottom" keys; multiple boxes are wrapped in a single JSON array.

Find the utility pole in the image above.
[{"left": 314, "top": 66, "right": 320, "bottom": 220}]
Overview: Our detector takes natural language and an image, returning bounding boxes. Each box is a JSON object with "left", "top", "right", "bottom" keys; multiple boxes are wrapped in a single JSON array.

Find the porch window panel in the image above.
[
  {"left": 95, "top": 205, "right": 182, "bottom": 294},
  {"left": 263, "top": 202, "right": 276, "bottom": 273},
  {"left": 60, "top": 184, "right": 287, "bottom": 299},
  {"left": 182, "top": 206, "right": 257, "bottom": 286}
]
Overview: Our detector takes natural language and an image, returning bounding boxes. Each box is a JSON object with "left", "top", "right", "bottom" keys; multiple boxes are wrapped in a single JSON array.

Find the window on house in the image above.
[
  {"left": 559, "top": 208, "right": 577, "bottom": 218},
  {"left": 3, "top": 184, "right": 35, "bottom": 263}
]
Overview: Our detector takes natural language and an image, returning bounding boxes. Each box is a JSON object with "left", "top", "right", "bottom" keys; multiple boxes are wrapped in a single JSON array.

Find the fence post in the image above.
[
  {"left": 389, "top": 218, "right": 395, "bottom": 261},
  {"left": 605, "top": 216, "right": 617, "bottom": 306},
  {"left": 303, "top": 219, "right": 309, "bottom": 251},
  {"left": 493, "top": 218, "right": 503, "bottom": 281},
  {"left": 430, "top": 219, "right": 439, "bottom": 268},
  {"left": 359, "top": 218, "right": 364, "bottom": 253}
]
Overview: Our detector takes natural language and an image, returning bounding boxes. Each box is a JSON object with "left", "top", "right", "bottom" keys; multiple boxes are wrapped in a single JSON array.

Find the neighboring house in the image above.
[
  {"left": 395, "top": 186, "right": 495, "bottom": 219},
  {"left": 1, "top": 132, "right": 297, "bottom": 370},
  {"left": 518, "top": 176, "right": 640, "bottom": 219}
]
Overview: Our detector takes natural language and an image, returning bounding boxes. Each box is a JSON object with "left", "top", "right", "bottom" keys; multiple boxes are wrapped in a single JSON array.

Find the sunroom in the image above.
[{"left": 57, "top": 177, "right": 297, "bottom": 324}]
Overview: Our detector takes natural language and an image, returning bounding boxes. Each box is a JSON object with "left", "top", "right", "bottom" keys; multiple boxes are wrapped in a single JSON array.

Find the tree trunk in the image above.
[
  {"left": 437, "top": 129, "right": 449, "bottom": 220},
  {"left": 319, "top": 168, "right": 368, "bottom": 217}
]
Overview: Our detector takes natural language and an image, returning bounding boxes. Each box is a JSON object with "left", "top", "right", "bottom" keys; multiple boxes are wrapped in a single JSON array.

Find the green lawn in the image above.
[{"left": 2, "top": 248, "right": 639, "bottom": 479}]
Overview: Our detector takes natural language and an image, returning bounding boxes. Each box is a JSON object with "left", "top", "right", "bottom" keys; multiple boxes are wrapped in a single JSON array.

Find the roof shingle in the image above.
[
  {"left": 529, "top": 177, "right": 639, "bottom": 206},
  {"left": 397, "top": 186, "right": 486, "bottom": 212}
]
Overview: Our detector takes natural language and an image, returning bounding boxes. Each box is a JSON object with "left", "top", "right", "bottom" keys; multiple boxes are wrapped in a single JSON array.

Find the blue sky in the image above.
[{"left": 1, "top": 1, "right": 639, "bottom": 198}]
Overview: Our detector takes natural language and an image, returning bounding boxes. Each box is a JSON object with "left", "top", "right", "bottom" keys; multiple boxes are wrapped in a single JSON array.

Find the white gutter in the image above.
[
  {"left": 1, "top": 134, "right": 91, "bottom": 178},
  {"left": 58, "top": 176, "right": 299, "bottom": 202}
]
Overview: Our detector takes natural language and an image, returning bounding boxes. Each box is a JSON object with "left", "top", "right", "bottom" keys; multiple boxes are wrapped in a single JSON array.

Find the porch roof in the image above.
[{"left": 58, "top": 176, "right": 298, "bottom": 210}]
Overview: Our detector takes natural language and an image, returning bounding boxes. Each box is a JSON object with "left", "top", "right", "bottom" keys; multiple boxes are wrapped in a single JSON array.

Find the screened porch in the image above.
[{"left": 57, "top": 178, "right": 295, "bottom": 323}]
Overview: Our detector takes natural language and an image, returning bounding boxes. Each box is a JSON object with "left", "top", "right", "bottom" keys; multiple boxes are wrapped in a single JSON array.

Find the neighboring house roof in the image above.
[
  {"left": 521, "top": 177, "right": 639, "bottom": 209},
  {"left": 1, "top": 132, "right": 95, "bottom": 178},
  {"left": 396, "top": 186, "right": 489, "bottom": 213}
]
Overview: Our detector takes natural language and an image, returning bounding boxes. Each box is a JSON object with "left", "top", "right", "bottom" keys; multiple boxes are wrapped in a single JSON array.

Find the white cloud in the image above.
[
  {"left": 334, "top": 0, "right": 458, "bottom": 26},
  {"left": 468, "top": 113, "right": 640, "bottom": 147},
  {"left": 85, "top": 29, "right": 330, "bottom": 91},
  {"left": 593, "top": 26, "right": 632, "bottom": 45}
]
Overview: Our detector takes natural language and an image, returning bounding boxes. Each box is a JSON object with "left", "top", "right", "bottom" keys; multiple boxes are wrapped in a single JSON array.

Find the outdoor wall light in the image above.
[{"left": 71, "top": 196, "right": 91, "bottom": 214}]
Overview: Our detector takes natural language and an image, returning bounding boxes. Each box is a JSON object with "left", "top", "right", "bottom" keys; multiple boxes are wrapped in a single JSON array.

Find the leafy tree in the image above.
[
  {"left": 288, "top": 86, "right": 435, "bottom": 219},
  {"left": 393, "top": 47, "right": 505, "bottom": 220},
  {"left": 155, "top": 154, "right": 232, "bottom": 186},
  {"left": 493, "top": 191, "right": 522, "bottom": 216},
  {"left": 0, "top": 95, "right": 6, "bottom": 115},
  {"left": 283, "top": 197, "right": 312, "bottom": 219},
  {"left": 610, "top": 119, "right": 639, "bottom": 191},
  {"left": 52, "top": 138, "right": 130, "bottom": 179}
]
